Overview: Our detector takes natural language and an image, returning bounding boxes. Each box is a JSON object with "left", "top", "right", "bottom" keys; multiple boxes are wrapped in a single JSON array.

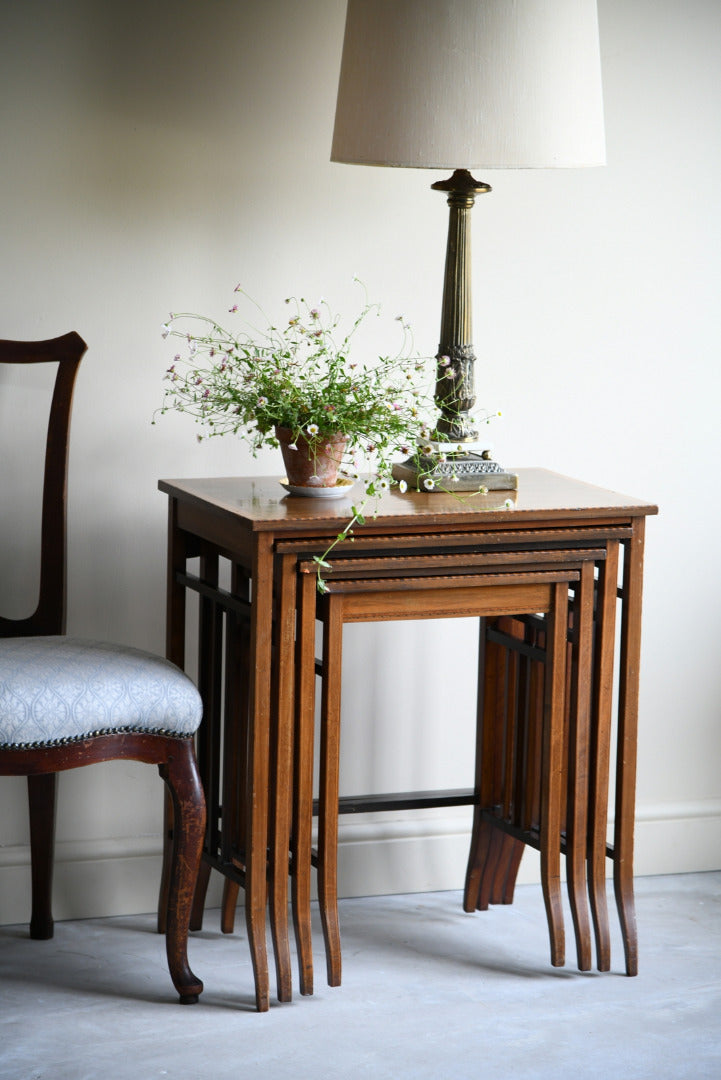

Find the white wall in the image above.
[{"left": 1, "top": 0, "right": 719, "bottom": 923}]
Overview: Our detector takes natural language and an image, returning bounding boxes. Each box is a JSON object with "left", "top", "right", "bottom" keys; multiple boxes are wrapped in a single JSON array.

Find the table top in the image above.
[{"left": 159, "top": 468, "right": 657, "bottom": 535}]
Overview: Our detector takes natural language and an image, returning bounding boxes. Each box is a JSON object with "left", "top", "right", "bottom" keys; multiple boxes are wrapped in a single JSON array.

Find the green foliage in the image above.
[{"left": 159, "top": 280, "right": 439, "bottom": 483}]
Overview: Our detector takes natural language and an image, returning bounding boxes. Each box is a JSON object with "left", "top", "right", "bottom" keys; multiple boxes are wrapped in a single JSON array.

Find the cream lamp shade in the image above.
[{"left": 331, "top": 0, "right": 606, "bottom": 171}]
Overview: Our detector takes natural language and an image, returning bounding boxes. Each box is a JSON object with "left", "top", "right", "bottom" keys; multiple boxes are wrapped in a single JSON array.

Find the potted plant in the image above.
[{"left": 157, "top": 281, "right": 497, "bottom": 585}]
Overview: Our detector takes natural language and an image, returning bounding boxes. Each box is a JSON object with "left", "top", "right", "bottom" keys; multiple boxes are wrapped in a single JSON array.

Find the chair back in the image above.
[{"left": 0, "top": 333, "right": 87, "bottom": 636}]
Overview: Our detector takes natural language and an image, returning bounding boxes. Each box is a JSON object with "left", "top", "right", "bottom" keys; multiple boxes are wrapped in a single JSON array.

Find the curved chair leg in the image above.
[
  {"left": 159, "top": 741, "right": 206, "bottom": 1004},
  {"left": 27, "top": 772, "right": 57, "bottom": 940},
  {"left": 190, "top": 860, "right": 212, "bottom": 932},
  {"left": 157, "top": 789, "right": 173, "bottom": 934},
  {"left": 160, "top": 788, "right": 210, "bottom": 935}
]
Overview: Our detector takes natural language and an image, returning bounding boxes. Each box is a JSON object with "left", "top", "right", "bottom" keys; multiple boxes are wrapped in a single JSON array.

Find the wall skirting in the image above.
[
  {"left": 0, "top": 836, "right": 224, "bottom": 926},
  {"left": 1, "top": 800, "right": 719, "bottom": 925}
]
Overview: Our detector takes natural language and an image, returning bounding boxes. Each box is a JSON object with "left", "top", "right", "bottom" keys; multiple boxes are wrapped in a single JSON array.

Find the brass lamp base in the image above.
[{"left": 392, "top": 446, "right": 518, "bottom": 492}]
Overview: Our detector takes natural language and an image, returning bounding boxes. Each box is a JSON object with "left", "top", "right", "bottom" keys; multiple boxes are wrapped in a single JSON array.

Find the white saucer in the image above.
[{"left": 280, "top": 477, "right": 355, "bottom": 499}]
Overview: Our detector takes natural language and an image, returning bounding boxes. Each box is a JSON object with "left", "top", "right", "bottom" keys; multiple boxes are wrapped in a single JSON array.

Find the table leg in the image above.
[
  {"left": 540, "top": 582, "right": 568, "bottom": 968},
  {"left": 489, "top": 834, "right": 525, "bottom": 906},
  {"left": 614, "top": 519, "right": 646, "bottom": 977},
  {"left": 292, "top": 569, "right": 318, "bottom": 995},
  {"left": 318, "top": 595, "right": 344, "bottom": 988},
  {"left": 587, "top": 541, "right": 619, "bottom": 971},
  {"left": 269, "top": 553, "right": 297, "bottom": 1002},
  {"left": 464, "top": 621, "right": 503, "bottom": 912},
  {"left": 218, "top": 563, "right": 250, "bottom": 936},
  {"left": 245, "top": 535, "right": 274, "bottom": 1011},
  {"left": 464, "top": 618, "right": 526, "bottom": 912},
  {"left": 565, "top": 560, "right": 594, "bottom": 971},
  {"left": 192, "top": 552, "right": 222, "bottom": 933}
]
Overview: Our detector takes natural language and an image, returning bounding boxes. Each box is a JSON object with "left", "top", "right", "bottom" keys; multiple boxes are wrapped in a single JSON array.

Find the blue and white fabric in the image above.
[{"left": 0, "top": 636, "right": 203, "bottom": 748}]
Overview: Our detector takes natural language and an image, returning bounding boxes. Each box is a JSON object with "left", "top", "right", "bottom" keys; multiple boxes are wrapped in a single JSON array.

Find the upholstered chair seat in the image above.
[{"left": 0, "top": 637, "right": 202, "bottom": 748}]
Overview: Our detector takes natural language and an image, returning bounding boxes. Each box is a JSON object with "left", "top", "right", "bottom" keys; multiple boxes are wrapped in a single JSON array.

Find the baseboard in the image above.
[
  {"left": 631, "top": 799, "right": 721, "bottom": 877},
  {"left": 336, "top": 798, "right": 721, "bottom": 898},
  {"left": 0, "top": 836, "right": 223, "bottom": 927},
  {"left": 1, "top": 800, "right": 719, "bottom": 925}
]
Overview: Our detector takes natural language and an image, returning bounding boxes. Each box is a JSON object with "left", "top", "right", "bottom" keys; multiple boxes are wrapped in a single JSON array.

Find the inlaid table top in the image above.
[{"left": 159, "top": 468, "right": 658, "bottom": 533}]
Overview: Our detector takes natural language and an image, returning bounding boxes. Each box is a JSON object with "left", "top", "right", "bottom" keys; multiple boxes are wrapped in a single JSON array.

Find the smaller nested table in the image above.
[
  {"left": 159, "top": 469, "right": 656, "bottom": 1008},
  {"left": 293, "top": 553, "right": 600, "bottom": 991}
]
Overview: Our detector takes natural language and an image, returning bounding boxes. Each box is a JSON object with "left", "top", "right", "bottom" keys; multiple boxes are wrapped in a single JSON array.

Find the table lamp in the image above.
[{"left": 331, "top": 0, "right": 606, "bottom": 491}]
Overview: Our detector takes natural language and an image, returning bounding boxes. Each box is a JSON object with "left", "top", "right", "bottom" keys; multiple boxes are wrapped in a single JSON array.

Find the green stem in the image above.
[{"left": 312, "top": 499, "right": 368, "bottom": 593}]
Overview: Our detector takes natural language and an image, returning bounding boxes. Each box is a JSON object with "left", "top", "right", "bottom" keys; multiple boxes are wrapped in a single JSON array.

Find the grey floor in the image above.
[{"left": 0, "top": 872, "right": 719, "bottom": 1080}]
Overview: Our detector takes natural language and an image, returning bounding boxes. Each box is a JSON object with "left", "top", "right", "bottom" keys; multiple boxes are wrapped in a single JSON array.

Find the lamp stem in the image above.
[
  {"left": 392, "top": 168, "right": 516, "bottom": 492},
  {"left": 432, "top": 169, "right": 490, "bottom": 442}
]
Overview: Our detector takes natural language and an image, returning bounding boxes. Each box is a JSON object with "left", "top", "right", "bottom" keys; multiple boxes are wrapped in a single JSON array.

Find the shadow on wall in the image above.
[{"left": 2, "top": 0, "right": 344, "bottom": 217}]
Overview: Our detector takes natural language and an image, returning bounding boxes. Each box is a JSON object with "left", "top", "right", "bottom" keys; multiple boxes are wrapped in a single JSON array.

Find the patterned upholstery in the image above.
[{"left": 0, "top": 637, "right": 203, "bottom": 748}]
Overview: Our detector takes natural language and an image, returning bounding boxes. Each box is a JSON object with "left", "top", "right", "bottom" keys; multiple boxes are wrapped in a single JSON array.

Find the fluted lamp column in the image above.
[
  {"left": 331, "top": 0, "right": 606, "bottom": 491},
  {"left": 433, "top": 169, "right": 489, "bottom": 444}
]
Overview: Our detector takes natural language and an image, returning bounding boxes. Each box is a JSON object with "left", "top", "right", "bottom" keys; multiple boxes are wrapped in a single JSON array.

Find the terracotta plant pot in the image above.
[{"left": 275, "top": 426, "right": 348, "bottom": 488}]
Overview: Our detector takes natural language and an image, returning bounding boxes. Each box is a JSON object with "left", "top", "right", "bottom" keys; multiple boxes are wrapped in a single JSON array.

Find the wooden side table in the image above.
[
  {"left": 294, "top": 556, "right": 600, "bottom": 991},
  {"left": 158, "top": 469, "right": 656, "bottom": 1007}
]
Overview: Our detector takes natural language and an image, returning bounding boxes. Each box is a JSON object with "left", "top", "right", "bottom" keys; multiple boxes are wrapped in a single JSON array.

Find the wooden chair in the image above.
[
  {"left": 292, "top": 555, "right": 595, "bottom": 992},
  {"left": 0, "top": 333, "right": 206, "bottom": 1004}
]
